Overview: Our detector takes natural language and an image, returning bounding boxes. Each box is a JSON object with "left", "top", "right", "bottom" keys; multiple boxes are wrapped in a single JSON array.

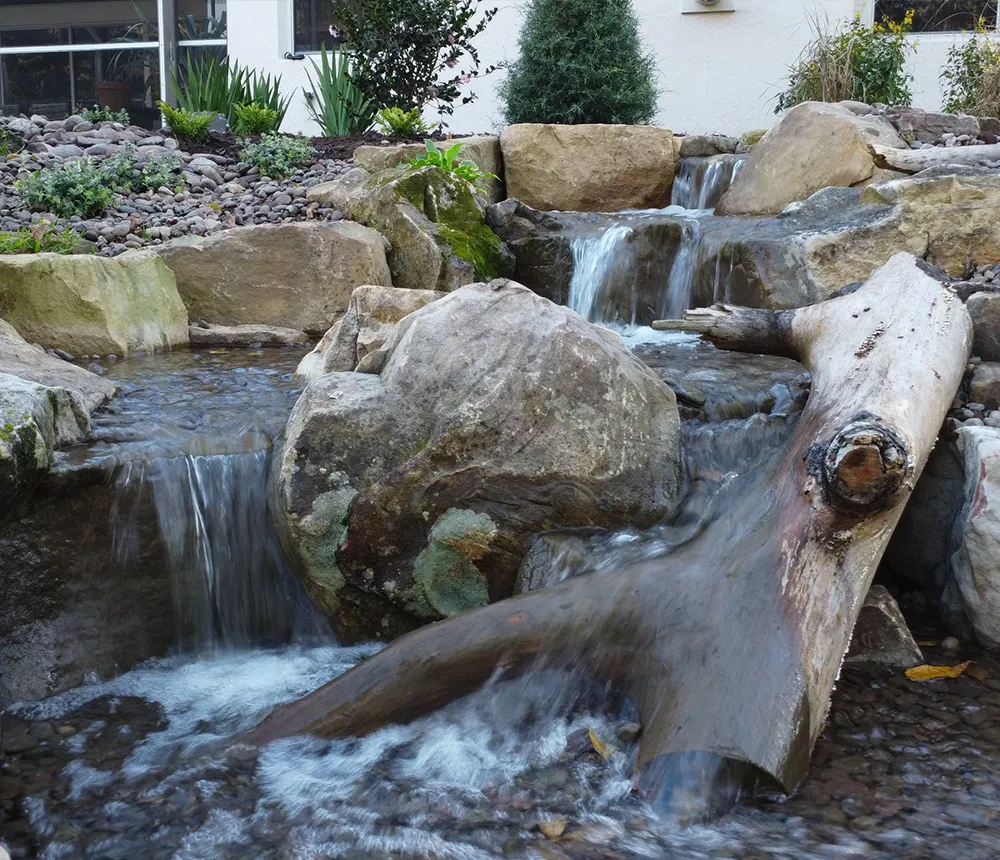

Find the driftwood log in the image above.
[
  {"left": 244, "top": 253, "right": 970, "bottom": 808},
  {"left": 870, "top": 140, "right": 1000, "bottom": 174}
]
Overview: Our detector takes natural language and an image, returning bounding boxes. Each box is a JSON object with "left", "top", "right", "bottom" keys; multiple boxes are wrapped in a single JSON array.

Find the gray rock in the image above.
[
  {"left": 187, "top": 323, "right": 308, "bottom": 347},
  {"left": 275, "top": 280, "right": 682, "bottom": 640},
  {"left": 844, "top": 585, "right": 923, "bottom": 668},
  {"left": 48, "top": 144, "right": 84, "bottom": 158},
  {"left": 967, "top": 292, "right": 1000, "bottom": 360}
]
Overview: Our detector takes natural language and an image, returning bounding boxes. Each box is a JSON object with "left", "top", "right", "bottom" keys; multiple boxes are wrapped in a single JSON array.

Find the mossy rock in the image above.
[
  {"left": 350, "top": 166, "right": 515, "bottom": 292},
  {"left": 0, "top": 373, "right": 58, "bottom": 506}
]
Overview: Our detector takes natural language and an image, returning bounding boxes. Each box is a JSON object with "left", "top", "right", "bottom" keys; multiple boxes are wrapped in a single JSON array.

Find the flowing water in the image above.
[
  {"left": 3, "top": 346, "right": 1000, "bottom": 858},
  {"left": 670, "top": 155, "right": 747, "bottom": 211},
  {"left": 566, "top": 157, "right": 746, "bottom": 327}
]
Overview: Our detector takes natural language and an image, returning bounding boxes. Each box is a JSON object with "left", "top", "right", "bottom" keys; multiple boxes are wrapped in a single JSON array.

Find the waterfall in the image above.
[
  {"left": 567, "top": 222, "right": 635, "bottom": 323},
  {"left": 661, "top": 219, "right": 737, "bottom": 320},
  {"left": 671, "top": 155, "right": 747, "bottom": 211},
  {"left": 114, "top": 447, "right": 327, "bottom": 653}
]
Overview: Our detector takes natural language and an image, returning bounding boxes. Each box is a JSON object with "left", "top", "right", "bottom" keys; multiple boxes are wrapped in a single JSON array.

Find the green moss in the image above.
[
  {"left": 406, "top": 508, "right": 497, "bottom": 619},
  {"left": 437, "top": 224, "right": 510, "bottom": 280},
  {"left": 296, "top": 485, "right": 357, "bottom": 616}
]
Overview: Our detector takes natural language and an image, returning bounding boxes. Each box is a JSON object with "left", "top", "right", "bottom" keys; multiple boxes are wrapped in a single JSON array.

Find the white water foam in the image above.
[{"left": 567, "top": 222, "right": 635, "bottom": 322}]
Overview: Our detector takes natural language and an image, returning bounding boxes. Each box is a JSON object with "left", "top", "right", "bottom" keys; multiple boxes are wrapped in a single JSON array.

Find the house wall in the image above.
[{"left": 225, "top": 0, "right": 1000, "bottom": 138}]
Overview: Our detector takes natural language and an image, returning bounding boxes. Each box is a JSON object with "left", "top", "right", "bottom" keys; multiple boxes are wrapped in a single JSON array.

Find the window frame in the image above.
[
  {"left": 286, "top": 0, "right": 346, "bottom": 56},
  {"left": 859, "top": 0, "right": 1000, "bottom": 33}
]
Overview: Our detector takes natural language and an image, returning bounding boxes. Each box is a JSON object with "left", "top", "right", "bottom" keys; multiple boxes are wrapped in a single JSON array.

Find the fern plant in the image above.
[
  {"left": 406, "top": 139, "right": 497, "bottom": 188},
  {"left": 304, "top": 46, "right": 375, "bottom": 136}
]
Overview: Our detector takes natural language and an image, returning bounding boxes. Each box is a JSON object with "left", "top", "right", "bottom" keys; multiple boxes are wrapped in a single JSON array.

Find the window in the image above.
[
  {"left": 874, "top": 0, "right": 998, "bottom": 32},
  {"left": 293, "top": 0, "right": 344, "bottom": 53}
]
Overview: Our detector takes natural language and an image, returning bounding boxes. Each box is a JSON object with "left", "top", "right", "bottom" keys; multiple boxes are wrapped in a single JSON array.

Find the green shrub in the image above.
[
  {"left": 941, "top": 18, "right": 1000, "bottom": 114},
  {"left": 80, "top": 105, "right": 131, "bottom": 125},
  {"left": 239, "top": 132, "right": 315, "bottom": 178},
  {"left": 406, "top": 139, "right": 497, "bottom": 189},
  {"left": 375, "top": 107, "right": 431, "bottom": 137},
  {"left": 499, "top": 0, "right": 657, "bottom": 125},
  {"left": 304, "top": 46, "right": 375, "bottom": 136},
  {"left": 157, "top": 101, "right": 215, "bottom": 141},
  {"left": 333, "top": 0, "right": 497, "bottom": 120},
  {"left": 172, "top": 53, "right": 290, "bottom": 129},
  {"left": 776, "top": 12, "right": 915, "bottom": 112},
  {"left": 233, "top": 102, "right": 280, "bottom": 134},
  {"left": 15, "top": 159, "right": 113, "bottom": 218},
  {"left": 0, "top": 222, "right": 81, "bottom": 254}
]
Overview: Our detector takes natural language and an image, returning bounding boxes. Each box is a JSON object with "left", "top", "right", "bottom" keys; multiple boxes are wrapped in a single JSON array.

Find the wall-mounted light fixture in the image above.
[{"left": 681, "top": 0, "right": 736, "bottom": 13}]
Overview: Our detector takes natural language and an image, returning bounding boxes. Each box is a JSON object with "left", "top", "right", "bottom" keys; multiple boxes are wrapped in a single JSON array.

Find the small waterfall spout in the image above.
[
  {"left": 671, "top": 155, "right": 747, "bottom": 211},
  {"left": 567, "top": 222, "right": 635, "bottom": 323},
  {"left": 115, "top": 446, "right": 327, "bottom": 653},
  {"left": 661, "top": 219, "right": 737, "bottom": 320}
]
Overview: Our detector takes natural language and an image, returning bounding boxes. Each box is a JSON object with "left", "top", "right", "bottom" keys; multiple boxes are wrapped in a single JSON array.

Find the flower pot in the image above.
[{"left": 95, "top": 80, "right": 132, "bottom": 111}]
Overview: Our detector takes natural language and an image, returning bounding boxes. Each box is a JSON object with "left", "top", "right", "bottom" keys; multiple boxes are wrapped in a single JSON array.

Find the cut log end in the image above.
[{"left": 809, "top": 415, "right": 912, "bottom": 513}]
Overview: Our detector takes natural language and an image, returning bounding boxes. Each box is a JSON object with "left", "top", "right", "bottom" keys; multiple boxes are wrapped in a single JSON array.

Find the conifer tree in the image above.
[{"left": 499, "top": 0, "right": 658, "bottom": 125}]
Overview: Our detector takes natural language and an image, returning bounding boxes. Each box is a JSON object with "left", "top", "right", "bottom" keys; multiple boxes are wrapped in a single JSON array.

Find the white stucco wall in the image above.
[{"left": 225, "top": 0, "right": 1000, "bottom": 138}]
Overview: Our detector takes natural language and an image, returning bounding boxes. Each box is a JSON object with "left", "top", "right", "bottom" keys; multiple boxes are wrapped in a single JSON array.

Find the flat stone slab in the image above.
[{"left": 188, "top": 323, "right": 308, "bottom": 347}]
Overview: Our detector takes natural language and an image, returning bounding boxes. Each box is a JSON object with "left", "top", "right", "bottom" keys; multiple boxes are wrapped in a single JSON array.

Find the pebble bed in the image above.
[{"left": 0, "top": 114, "right": 352, "bottom": 256}]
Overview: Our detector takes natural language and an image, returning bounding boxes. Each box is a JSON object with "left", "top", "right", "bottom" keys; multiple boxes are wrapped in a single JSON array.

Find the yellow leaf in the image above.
[
  {"left": 905, "top": 661, "right": 971, "bottom": 681},
  {"left": 915, "top": 639, "right": 939, "bottom": 646},
  {"left": 588, "top": 728, "right": 614, "bottom": 761},
  {"left": 539, "top": 819, "right": 566, "bottom": 839}
]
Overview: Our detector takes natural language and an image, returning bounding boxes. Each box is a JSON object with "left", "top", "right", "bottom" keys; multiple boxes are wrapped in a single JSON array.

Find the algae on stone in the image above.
[
  {"left": 291, "top": 482, "right": 357, "bottom": 617},
  {"left": 349, "top": 166, "right": 514, "bottom": 291},
  {"left": 0, "top": 251, "right": 188, "bottom": 355},
  {"left": 406, "top": 508, "right": 497, "bottom": 619}
]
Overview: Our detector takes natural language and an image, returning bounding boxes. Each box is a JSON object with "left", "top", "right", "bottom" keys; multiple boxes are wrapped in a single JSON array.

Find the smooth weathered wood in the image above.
[
  {"left": 869, "top": 140, "right": 1000, "bottom": 174},
  {"left": 243, "top": 253, "right": 971, "bottom": 810},
  {"left": 652, "top": 307, "right": 798, "bottom": 358}
]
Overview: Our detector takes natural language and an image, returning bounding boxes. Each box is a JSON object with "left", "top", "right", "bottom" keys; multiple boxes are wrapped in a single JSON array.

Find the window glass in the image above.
[
  {"left": 294, "top": 0, "right": 343, "bottom": 53},
  {"left": 178, "top": 0, "right": 228, "bottom": 42},
  {"left": 875, "top": 0, "right": 998, "bottom": 32}
]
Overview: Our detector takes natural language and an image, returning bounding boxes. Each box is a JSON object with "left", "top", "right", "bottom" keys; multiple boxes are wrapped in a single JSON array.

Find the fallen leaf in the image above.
[
  {"left": 539, "top": 819, "right": 566, "bottom": 839},
  {"left": 966, "top": 664, "right": 990, "bottom": 682},
  {"left": 905, "top": 661, "right": 971, "bottom": 681},
  {"left": 915, "top": 639, "right": 939, "bottom": 647},
  {"left": 588, "top": 728, "right": 615, "bottom": 760}
]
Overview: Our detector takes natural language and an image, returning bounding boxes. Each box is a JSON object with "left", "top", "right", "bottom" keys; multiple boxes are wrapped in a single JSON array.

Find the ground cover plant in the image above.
[
  {"left": 0, "top": 222, "right": 81, "bottom": 254},
  {"left": 239, "top": 133, "right": 315, "bottom": 178},
  {"left": 405, "top": 139, "right": 497, "bottom": 188}
]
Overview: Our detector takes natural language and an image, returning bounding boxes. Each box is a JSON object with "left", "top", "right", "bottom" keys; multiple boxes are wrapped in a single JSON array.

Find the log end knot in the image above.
[{"left": 806, "top": 412, "right": 912, "bottom": 514}]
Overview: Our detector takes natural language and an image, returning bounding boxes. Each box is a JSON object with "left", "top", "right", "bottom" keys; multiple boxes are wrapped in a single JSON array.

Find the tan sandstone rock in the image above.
[
  {"left": 500, "top": 124, "right": 677, "bottom": 212},
  {"left": 354, "top": 136, "right": 504, "bottom": 204},
  {"left": 157, "top": 221, "right": 392, "bottom": 335},
  {"left": 0, "top": 251, "right": 188, "bottom": 356},
  {"left": 717, "top": 102, "right": 907, "bottom": 216},
  {"left": 296, "top": 285, "right": 446, "bottom": 379}
]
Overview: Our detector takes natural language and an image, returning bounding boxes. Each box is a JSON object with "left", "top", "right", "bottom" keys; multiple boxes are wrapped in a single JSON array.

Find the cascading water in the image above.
[
  {"left": 661, "top": 219, "right": 737, "bottom": 320},
  {"left": 670, "top": 154, "right": 747, "bottom": 211},
  {"left": 567, "top": 222, "right": 636, "bottom": 323},
  {"left": 114, "top": 446, "right": 327, "bottom": 653}
]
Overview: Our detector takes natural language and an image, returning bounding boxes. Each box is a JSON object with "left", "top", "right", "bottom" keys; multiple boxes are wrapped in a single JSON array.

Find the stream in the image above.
[{"left": 2, "top": 341, "right": 999, "bottom": 859}]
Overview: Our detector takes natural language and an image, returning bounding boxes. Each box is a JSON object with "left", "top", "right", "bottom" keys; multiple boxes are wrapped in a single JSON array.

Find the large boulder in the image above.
[
  {"left": 949, "top": 426, "right": 1000, "bottom": 648},
  {"left": 500, "top": 124, "right": 678, "bottom": 212},
  {"left": 354, "top": 136, "right": 504, "bottom": 204},
  {"left": 276, "top": 280, "right": 682, "bottom": 640},
  {"left": 296, "top": 284, "right": 446, "bottom": 379},
  {"left": 156, "top": 222, "right": 393, "bottom": 335},
  {"left": 0, "top": 251, "right": 188, "bottom": 355},
  {"left": 347, "top": 166, "right": 515, "bottom": 292},
  {"left": 0, "top": 319, "right": 115, "bottom": 504},
  {"left": 716, "top": 102, "right": 907, "bottom": 216}
]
